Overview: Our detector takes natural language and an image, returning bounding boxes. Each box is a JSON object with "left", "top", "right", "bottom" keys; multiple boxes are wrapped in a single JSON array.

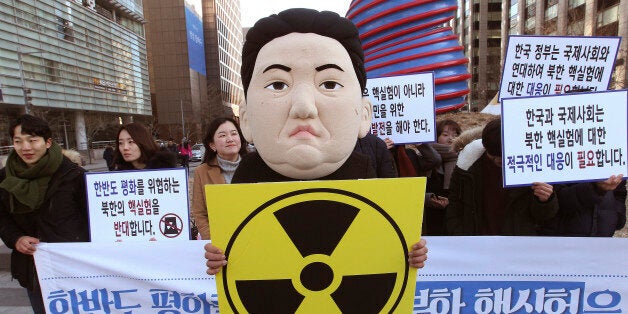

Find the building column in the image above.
[
  {"left": 557, "top": 0, "right": 568, "bottom": 35},
  {"left": 518, "top": 0, "right": 526, "bottom": 34},
  {"left": 477, "top": 0, "right": 488, "bottom": 109},
  {"left": 501, "top": 0, "right": 510, "bottom": 70},
  {"left": 583, "top": 0, "right": 598, "bottom": 36},
  {"left": 617, "top": 0, "right": 627, "bottom": 89},
  {"left": 74, "top": 111, "right": 88, "bottom": 152},
  {"left": 535, "top": 0, "right": 545, "bottom": 34}
]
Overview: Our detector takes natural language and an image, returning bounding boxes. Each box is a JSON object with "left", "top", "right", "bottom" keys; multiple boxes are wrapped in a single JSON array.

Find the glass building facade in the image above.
[{"left": 0, "top": 0, "right": 150, "bottom": 149}]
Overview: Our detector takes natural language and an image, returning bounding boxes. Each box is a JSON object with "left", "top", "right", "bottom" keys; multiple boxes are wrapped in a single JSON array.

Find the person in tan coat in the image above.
[{"left": 192, "top": 117, "right": 248, "bottom": 239}]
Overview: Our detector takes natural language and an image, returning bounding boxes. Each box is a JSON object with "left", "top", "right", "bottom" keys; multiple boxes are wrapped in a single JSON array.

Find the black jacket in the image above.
[
  {"left": 542, "top": 181, "right": 627, "bottom": 237},
  {"left": 232, "top": 151, "right": 375, "bottom": 183},
  {"left": 0, "top": 157, "right": 89, "bottom": 290},
  {"left": 353, "top": 134, "right": 396, "bottom": 178},
  {"left": 145, "top": 151, "right": 178, "bottom": 169},
  {"left": 445, "top": 139, "right": 559, "bottom": 235},
  {"left": 116, "top": 151, "right": 178, "bottom": 170}
]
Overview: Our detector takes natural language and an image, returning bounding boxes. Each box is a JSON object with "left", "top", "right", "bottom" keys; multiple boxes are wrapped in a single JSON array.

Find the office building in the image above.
[
  {"left": 144, "top": 0, "right": 244, "bottom": 143},
  {"left": 452, "top": 0, "right": 503, "bottom": 111},
  {"left": 503, "top": 0, "right": 626, "bottom": 90},
  {"left": 453, "top": 0, "right": 627, "bottom": 111},
  {"left": 0, "top": 0, "right": 150, "bottom": 151}
]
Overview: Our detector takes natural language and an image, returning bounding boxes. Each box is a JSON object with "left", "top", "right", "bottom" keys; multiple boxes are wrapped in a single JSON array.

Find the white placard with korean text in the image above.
[
  {"left": 501, "top": 90, "right": 628, "bottom": 187},
  {"left": 499, "top": 35, "right": 621, "bottom": 102},
  {"left": 366, "top": 73, "right": 436, "bottom": 144},
  {"left": 34, "top": 237, "right": 628, "bottom": 313},
  {"left": 85, "top": 168, "right": 190, "bottom": 242}
]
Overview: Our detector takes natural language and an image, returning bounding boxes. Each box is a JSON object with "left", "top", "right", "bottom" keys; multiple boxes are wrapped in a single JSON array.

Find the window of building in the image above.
[
  {"left": 598, "top": 0, "right": 620, "bottom": 10},
  {"left": 487, "top": 38, "right": 501, "bottom": 47},
  {"left": 44, "top": 59, "right": 60, "bottom": 82},
  {"left": 511, "top": 14, "right": 519, "bottom": 28},
  {"left": 568, "top": 0, "right": 585, "bottom": 9},
  {"left": 597, "top": 5, "right": 619, "bottom": 28},
  {"left": 487, "top": 20, "right": 501, "bottom": 29},
  {"left": 525, "top": 17, "right": 536, "bottom": 31},
  {"left": 488, "top": 3, "right": 501, "bottom": 12},
  {"left": 510, "top": 3, "right": 518, "bottom": 17},
  {"left": 526, "top": 5, "right": 536, "bottom": 18},
  {"left": 56, "top": 16, "right": 74, "bottom": 42},
  {"left": 546, "top": 0, "right": 559, "bottom": 6},
  {"left": 545, "top": 4, "right": 558, "bottom": 20}
]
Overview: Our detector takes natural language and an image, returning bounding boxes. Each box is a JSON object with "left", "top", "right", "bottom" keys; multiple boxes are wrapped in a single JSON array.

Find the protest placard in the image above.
[
  {"left": 206, "top": 178, "right": 425, "bottom": 313},
  {"left": 499, "top": 35, "right": 621, "bottom": 102},
  {"left": 365, "top": 73, "right": 436, "bottom": 144},
  {"left": 85, "top": 168, "right": 190, "bottom": 241},
  {"left": 501, "top": 90, "right": 628, "bottom": 187}
]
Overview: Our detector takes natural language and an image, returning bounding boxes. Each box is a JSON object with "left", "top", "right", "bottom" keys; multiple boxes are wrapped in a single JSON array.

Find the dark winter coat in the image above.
[
  {"left": 0, "top": 157, "right": 89, "bottom": 290},
  {"left": 116, "top": 151, "right": 178, "bottom": 170},
  {"left": 145, "top": 151, "right": 178, "bottom": 169},
  {"left": 542, "top": 181, "right": 627, "bottom": 237},
  {"left": 353, "top": 133, "right": 396, "bottom": 178},
  {"left": 445, "top": 139, "right": 559, "bottom": 235},
  {"left": 232, "top": 151, "right": 375, "bottom": 183}
]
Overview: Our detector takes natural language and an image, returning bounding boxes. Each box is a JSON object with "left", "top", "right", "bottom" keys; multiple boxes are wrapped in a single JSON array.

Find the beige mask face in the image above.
[{"left": 240, "top": 33, "right": 372, "bottom": 179}]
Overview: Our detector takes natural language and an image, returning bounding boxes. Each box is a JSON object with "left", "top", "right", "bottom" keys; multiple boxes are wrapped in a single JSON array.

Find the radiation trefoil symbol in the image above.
[{"left": 220, "top": 188, "right": 409, "bottom": 313}]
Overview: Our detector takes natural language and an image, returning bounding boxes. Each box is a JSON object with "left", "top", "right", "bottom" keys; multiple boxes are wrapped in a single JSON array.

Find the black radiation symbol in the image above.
[{"left": 221, "top": 188, "right": 409, "bottom": 313}]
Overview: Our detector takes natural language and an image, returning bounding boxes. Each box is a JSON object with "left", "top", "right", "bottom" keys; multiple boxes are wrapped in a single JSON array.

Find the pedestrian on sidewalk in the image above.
[
  {"left": 102, "top": 145, "right": 115, "bottom": 171},
  {"left": 0, "top": 114, "right": 90, "bottom": 313}
]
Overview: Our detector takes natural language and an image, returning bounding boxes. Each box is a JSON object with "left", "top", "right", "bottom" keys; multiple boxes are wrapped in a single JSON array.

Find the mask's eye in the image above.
[
  {"left": 320, "top": 81, "right": 343, "bottom": 91},
  {"left": 265, "top": 81, "right": 288, "bottom": 91}
]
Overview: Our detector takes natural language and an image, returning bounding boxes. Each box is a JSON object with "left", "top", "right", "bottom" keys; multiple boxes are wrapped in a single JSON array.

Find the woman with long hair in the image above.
[
  {"left": 113, "top": 122, "right": 177, "bottom": 170},
  {"left": 191, "top": 117, "right": 247, "bottom": 239}
]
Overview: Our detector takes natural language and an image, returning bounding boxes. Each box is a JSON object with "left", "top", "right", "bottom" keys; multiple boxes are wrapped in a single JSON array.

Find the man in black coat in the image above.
[{"left": 0, "top": 115, "right": 89, "bottom": 313}]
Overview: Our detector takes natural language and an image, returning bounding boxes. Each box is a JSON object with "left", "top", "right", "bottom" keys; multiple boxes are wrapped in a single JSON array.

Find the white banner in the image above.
[
  {"left": 416, "top": 236, "right": 628, "bottom": 313},
  {"left": 501, "top": 90, "right": 628, "bottom": 187},
  {"left": 35, "top": 237, "right": 628, "bottom": 313},
  {"left": 499, "top": 36, "right": 621, "bottom": 102},
  {"left": 85, "top": 169, "right": 190, "bottom": 242},
  {"left": 365, "top": 73, "right": 436, "bottom": 144}
]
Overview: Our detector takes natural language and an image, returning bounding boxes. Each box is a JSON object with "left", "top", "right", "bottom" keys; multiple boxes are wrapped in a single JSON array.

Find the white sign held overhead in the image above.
[
  {"left": 501, "top": 90, "right": 628, "bottom": 187},
  {"left": 85, "top": 168, "right": 190, "bottom": 242},
  {"left": 499, "top": 35, "right": 621, "bottom": 102},
  {"left": 365, "top": 73, "right": 436, "bottom": 144}
]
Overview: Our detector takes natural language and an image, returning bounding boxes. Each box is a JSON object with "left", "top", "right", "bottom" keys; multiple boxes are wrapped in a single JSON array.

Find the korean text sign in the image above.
[
  {"left": 415, "top": 236, "right": 628, "bottom": 314},
  {"left": 365, "top": 73, "right": 436, "bottom": 144},
  {"left": 499, "top": 35, "right": 620, "bottom": 102},
  {"left": 501, "top": 90, "right": 628, "bottom": 187},
  {"left": 34, "top": 237, "right": 628, "bottom": 313},
  {"left": 205, "top": 178, "right": 425, "bottom": 313},
  {"left": 85, "top": 168, "right": 190, "bottom": 242}
]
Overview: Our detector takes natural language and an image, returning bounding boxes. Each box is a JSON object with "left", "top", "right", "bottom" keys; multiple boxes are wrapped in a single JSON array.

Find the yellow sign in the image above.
[{"left": 206, "top": 178, "right": 425, "bottom": 313}]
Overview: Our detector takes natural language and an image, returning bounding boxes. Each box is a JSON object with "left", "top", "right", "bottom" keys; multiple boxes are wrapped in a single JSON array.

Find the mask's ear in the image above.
[
  {"left": 239, "top": 100, "right": 253, "bottom": 142},
  {"left": 357, "top": 96, "right": 373, "bottom": 138}
]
